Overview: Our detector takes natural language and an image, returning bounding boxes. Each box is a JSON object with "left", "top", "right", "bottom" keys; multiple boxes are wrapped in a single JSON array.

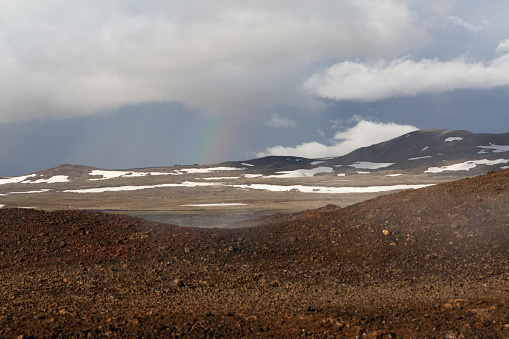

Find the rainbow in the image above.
[{"left": 175, "top": 113, "right": 250, "bottom": 165}]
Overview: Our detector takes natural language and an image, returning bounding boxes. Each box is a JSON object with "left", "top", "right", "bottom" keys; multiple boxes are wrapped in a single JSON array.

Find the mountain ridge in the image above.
[
  {"left": 225, "top": 128, "right": 509, "bottom": 175},
  {"left": 4, "top": 128, "right": 509, "bottom": 179}
]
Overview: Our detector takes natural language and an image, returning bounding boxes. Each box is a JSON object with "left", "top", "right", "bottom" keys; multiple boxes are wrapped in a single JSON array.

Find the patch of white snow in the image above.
[
  {"left": 243, "top": 174, "right": 264, "bottom": 179},
  {"left": 349, "top": 162, "right": 394, "bottom": 169},
  {"left": 179, "top": 167, "right": 245, "bottom": 174},
  {"left": 310, "top": 161, "right": 325, "bottom": 165},
  {"left": 241, "top": 163, "right": 255, "bottom": 167},
  {"left": 230, "top": 183, "right": 432, "bottom": 194},
  {"left": 0, "top": 174, "right": 37, "bottom": 185},
  {"left": 477, "top": 145, "right": 509, "bottom": 153},
  {"left": 421, "top": 146, "right": 430, "bottom": 151},
  {"left": 63, "top": 181, "right": 219, "bottom": 193},
  {"left": 386, "top": 174, "right": 403, "bottom": 177},
  {"left": 445, "top": 137, "right": 463, "bottom": 142},
  {"left": 267, "top": 167, "right": 333, "bottom": 178},
  {"left": 408, "top": 156, "right": 433, "bottom": 161},
  {"left": 9, "top": 189, "right": 52, "bottom": 194},
  {"left": 89, "top": 170, "right": 174, "bottom": 180},
  {"left": 31, "top": 175, "right": 70, "bottom": 184},
  {"left": 202, "top": 177, "right": 241, "bottom": 180},
  {"left": 89, "top": 170, "right": 130, "bottom": 180},
  {"left": 425, "top": 159, "right": 509, "bottom": 173}
]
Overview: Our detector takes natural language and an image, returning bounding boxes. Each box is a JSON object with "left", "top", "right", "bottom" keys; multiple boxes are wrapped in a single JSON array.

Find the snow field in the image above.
[
  {"left": 477, "top": 145, "right": 509, "bottom": 153},
  {"left": 62, "top": 181, "right": 432, "bottom": 194},
  {"left": 349, "top": 162, "right": 394, "bottom": 169},
  {"left": 425, "top": 159, "right": 509, "bottom": 173},
  {"left": 445, "top": 137, "right": 463, "bottom": 142}
]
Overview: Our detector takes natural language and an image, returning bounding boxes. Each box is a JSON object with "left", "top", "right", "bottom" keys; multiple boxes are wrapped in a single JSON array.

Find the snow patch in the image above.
[
  {"left": 8, "top": 189, "right": 52, "bottom": 195},
  {"left": 241, "top": 163, "right": 255, "bottom": 167},
  {"left": 31, "top": 175, "right": 70, "bottom": 184},
  {"left": 349, "top": 162, "right": 394, "bottom": 169},
  {"left": 89, "top": 170, "right": 134, "bottom": 180},
  {"left": 0, "top": 204, "right": 4, "bottom": 208},
  {"left": 243, "top": 174, "right": 264, "bottom": 178},
  {"left": 63, "top": 181, "right": 219, "bottom": 193},
  {"left": 310, "top": 161, "right": 325, "bottom": 165},
  {"left": 421, "top": 146, "right": 430, "bottom": 151},
  {"left": 357, "top": 171, "right": 370, "bottom": 174},
  {"left": 445, "top": 137, "right": 463, "bottom": 142},
  {"left": 202, "top": 177, "right": 240, "bottom": 181},
  {"left": 57, "top": 179, "right": 433, "bottom": 195},
  {"left": 179, "top": 166, "right": 245, "bottom": 174},
  {"left": 267, "top": 167, "right": 333, "bottom": 178},
  {"left": 337, "top": 173, "right": 346, "bottom": 177},
  {"left": 386, "top": 174, "right": 402, "bottom": 177},
  {"left": 477, "top": 145, "right": 509, "bottom": 153},
  {"left": 231, "top": 183, "right": 432, "bottom": 194},
  {"left": 0, "top": 174, "right": 37, "bottom": 185},
  {"left": 408, "top": 156, "right": 433, "bottom": 161},
  {"left": 425, "top": 159, "right": 509, "bottom": 173},
  {"left": 89, "top": 170, "right": 175, "bottom": 180}
]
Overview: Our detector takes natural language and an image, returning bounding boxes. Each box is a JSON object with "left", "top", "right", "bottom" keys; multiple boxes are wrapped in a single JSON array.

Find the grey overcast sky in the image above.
[{"left": 1, "top": 1, "right": 509, "bottom": 176}]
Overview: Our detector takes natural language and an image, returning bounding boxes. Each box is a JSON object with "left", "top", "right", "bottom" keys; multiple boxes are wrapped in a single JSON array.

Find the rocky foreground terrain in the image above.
[{"left": 2, "top": 169, "right": 509, "bottom": 338}]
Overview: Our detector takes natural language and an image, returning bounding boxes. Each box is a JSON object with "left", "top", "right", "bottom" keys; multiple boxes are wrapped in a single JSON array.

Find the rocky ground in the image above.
[{"left": 2, "top": 169, "right": 509, "bottom": 338}]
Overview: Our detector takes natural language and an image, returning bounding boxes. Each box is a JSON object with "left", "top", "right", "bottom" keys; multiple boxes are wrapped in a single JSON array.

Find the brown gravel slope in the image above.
[{"left": 1, "top": 169, "right": 509, "bottom": 338}]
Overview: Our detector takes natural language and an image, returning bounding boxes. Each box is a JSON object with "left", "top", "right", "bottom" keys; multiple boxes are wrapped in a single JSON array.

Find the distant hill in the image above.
[
  {"left": 322, "top": 129, "right": 509, "bottom": 173},
  {"left": 226, "top": 129, "right": 509, "bottom": 175}
]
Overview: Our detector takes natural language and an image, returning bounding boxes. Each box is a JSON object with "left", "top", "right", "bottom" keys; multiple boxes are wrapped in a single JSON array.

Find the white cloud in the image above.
[
  {"left": 0, "top": 0, "right": 425, "bottom": 122},
  {"left": 304, "top": 46, "right": 509, "bottom": 102},
  {"left": 447, "top": 15, "right": 482, "bottom": 32},
  {"left": 264, "top": 114, "right": 297, "bottom": 128},
  {"left": 257, "top": 119, "right": 417, "bottom": 158},
  {"left": 496, "top": 39, "right": 509, "bottom": 52}
]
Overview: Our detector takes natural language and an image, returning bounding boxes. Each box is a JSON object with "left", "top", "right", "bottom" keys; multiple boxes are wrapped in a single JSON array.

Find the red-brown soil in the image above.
[{"left": 2, "top": 169, "right": 509, "bottom": 338}]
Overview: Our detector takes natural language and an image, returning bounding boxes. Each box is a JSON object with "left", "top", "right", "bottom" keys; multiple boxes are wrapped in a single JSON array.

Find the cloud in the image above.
[
  {"left": 304, "top": 45, "right": 509, "bottom": 102},
  {"left": 0, "top": 0, "right": 425, "bottom": 122},
  {"left": 264, "top": 114, "right": 297, "bottom": 128},
  {"left": 257, "top": 119, "right": 417, "bottom": 158},
  {"left": 447, "top": 15, "right": 482, "bottom": 32},
  {"left": 496, "top": 39, "right": 509, "bottom": 52}
]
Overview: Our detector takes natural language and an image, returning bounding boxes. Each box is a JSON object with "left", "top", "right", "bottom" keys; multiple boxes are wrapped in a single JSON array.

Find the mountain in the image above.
[
  {"left": 225, "top": 129, "right": 509, "bottom": 175},
  {"left": 2, "top": 128, "right": 509, "bottom": 225},
  {"left": 4, "top": 129, "right": 509, "bottom": 182},
  {"left": 322, "top": 129, "right": 509, "bottom": 173},
  {"left": 1, "top": 166, "right": 509, "bottom": 337}
]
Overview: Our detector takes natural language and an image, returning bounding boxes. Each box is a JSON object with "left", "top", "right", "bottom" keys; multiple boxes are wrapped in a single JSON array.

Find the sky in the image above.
[{"left": 1, "top": 1, "right": 509, "bottom": 176}]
